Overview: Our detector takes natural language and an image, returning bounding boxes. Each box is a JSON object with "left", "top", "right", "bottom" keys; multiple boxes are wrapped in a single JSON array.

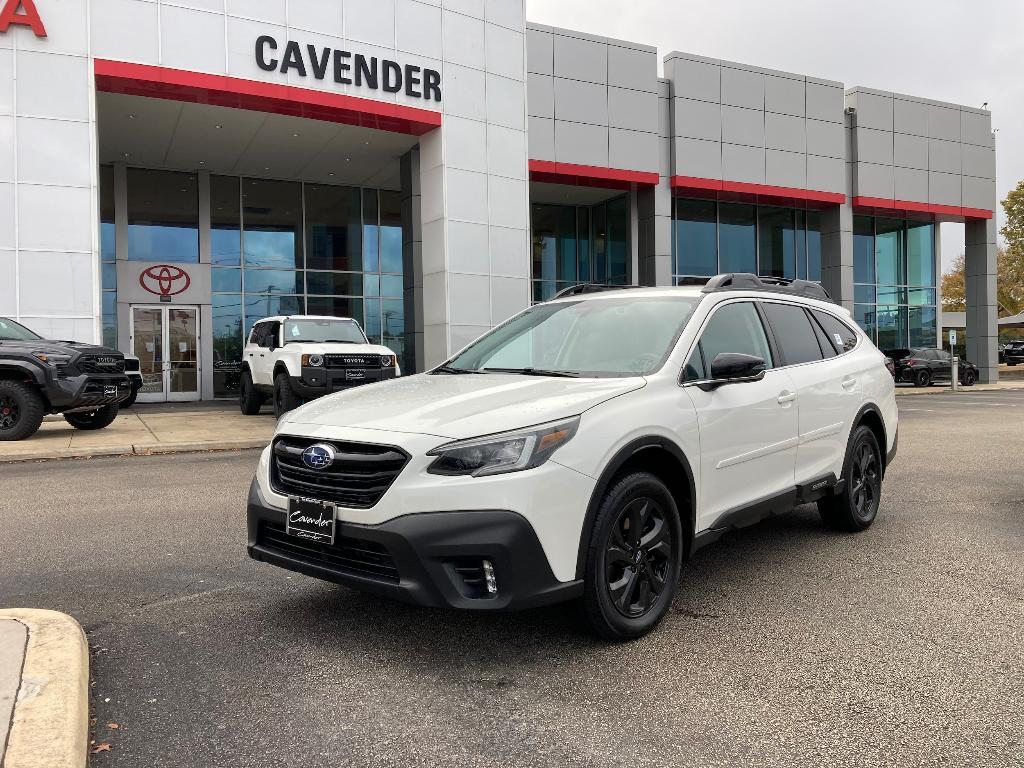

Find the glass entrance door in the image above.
[{"left": 131, "top": 306, "right": 201, "bottom": 402}]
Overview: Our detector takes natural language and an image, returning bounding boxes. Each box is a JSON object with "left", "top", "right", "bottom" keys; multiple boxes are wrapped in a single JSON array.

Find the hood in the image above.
[
  {"left": 282, "top": 342, "right": 395, "bottom": 356},
  {"left": 281, "top": 372, "right": 646, "bottom": 439},
  {"left": 0, "top": 339, "right": 121, "bottom": 357}
]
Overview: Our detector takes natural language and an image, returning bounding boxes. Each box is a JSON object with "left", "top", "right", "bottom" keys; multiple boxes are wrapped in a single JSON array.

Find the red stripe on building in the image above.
[
  {"left": 852, "top": 196, "right": 993, "bottom": 222},
  {"left": 93, "top": 59, "right": 442, "bottom": 136},
  {"left": 671, "top": 176, "right": 846, "bottom": 207},
  {"left": 529, "top": 160, "right": 659, "bottom": 189}
]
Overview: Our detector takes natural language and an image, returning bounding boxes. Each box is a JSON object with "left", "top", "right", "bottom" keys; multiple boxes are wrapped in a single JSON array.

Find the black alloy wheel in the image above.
[
  {"left": 605, "top": 498, "right": 673, "bottom": 618},
  {"left": 962, "top": 369, "right": 977, "bottom": 386},
  {"left": 582, "top": 471, "right": 682, "bottom": 641},
  {"left": 914, "top": 369, "right": 931, "bottom": 387},
  {"left": 848, "top": 439, "right": 880, "bottom": 525},
  {"left": 0, "top": 394, "right": 19, "bottom": 431}
]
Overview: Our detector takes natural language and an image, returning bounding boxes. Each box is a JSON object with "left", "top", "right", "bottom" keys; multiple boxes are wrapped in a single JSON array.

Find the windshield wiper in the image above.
[
  {"left": 432, "top": 365, "right": 479, "bottom": 375},
  {"left": 481, "top": 367, "right": 580, "bottom": 378},
  {"left": 322, "top": 339, "right": 358, "bottom": 343}
]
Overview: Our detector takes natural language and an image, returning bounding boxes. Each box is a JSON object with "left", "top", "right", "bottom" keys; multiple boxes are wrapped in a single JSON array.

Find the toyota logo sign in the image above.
[{"left": 139, "top": 264, "right": 191, "bottom": 297}]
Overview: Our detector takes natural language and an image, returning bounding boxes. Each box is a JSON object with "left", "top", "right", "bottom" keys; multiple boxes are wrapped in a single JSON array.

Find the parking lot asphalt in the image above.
[{"left": 1, "top": 391, "right": 1022, "bottom": 768}]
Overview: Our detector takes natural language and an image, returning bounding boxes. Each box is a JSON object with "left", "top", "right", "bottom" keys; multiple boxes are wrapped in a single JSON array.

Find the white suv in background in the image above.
[
  {"left": 239, "top": 315, "right": 400, "bottom": 418},
  {"left": 246, "top": 275, "right": 897, "bottom": 640}
]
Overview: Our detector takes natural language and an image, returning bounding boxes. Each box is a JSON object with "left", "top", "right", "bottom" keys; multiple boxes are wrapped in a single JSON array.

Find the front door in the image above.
[{"left": 131, "top": 306, "right": 201, "bottom": 402}]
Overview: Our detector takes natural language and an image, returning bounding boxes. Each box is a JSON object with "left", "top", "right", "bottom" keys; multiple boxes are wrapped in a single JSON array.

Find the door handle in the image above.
[
  {"left": 777, "top": 391, "right": 797, "bottom": 405},
  {"left": 841, "top": 377, "right": 856, "bottom": 390}
]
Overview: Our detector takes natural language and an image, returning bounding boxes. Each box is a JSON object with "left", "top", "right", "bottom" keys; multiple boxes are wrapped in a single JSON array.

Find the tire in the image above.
[
  {"left": 581, "top": 471, "right": 683, "bottom": 641},
  {"left": 121, "top": 386, "right": 138, "bottom": 409},
  {"left": 0, "top": 380, "right": 46, "bottom": 441},
  {"left": 913, "top": 369, "right": 931, "bottom": 388},
  {"left": 239, "top": 370, "right": 263, "bottom": 415},
  {"left": 962, "top": 369, "right": 977, "bottom": 387},
  {"left": 273, "top": 373, "right": 300, "bottom": 419},
  {"left": 818, "top": 425, "right": 882, "bottom": 532},
  {"left": 64, "top": 403, "right": 119, "bottom": 431}
]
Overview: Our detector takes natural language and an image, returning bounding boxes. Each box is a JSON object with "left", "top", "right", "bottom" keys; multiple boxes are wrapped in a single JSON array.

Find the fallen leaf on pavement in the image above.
[
  {"left": 91, "top": 742, "right": 113, "bottom": 754},
  {"left": 107, "top": 722, "right": 120, "bottom": 729}
]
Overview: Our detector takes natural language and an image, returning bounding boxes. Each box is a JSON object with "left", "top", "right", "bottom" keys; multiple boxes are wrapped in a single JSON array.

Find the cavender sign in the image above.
[{"left": 256, "top": 35, "right": 441, "bottom": 102}]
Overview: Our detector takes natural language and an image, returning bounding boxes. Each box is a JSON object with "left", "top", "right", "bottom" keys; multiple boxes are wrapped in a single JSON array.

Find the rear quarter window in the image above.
[
  {"left": 811, "top": 309, "right": 858, "bottom": 353},
  {"left": 760, "top": 302, "right": 825, "bottom": 366}
]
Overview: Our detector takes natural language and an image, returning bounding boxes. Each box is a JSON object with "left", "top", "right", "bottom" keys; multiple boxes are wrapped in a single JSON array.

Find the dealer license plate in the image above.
[
  {"left": 345, "top": 369, "right": 365, "bottom": 380},
  {"left": 286, "top": 497, "right": 336, "bottom": 545}
]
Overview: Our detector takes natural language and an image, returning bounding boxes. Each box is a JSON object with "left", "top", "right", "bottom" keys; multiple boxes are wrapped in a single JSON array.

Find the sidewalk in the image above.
[
  {"left": 0, "top": 610, "right": 89, "bottom": 768},
  {"left": 895, "top": 380, "right": 1024, "bottom": 396},
  {"left": 0, "top": 403, "right": 275, "bottom": 463}
]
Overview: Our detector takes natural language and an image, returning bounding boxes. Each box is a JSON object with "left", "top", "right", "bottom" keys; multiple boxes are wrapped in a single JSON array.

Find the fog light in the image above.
[{"left": 482, "top": 559, "right": 497, "bottom": 594}]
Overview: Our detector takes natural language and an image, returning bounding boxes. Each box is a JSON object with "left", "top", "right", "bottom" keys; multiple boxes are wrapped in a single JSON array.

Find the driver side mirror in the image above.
[{"left": 697, "top": 353, "right": 767, "bottom": 391}]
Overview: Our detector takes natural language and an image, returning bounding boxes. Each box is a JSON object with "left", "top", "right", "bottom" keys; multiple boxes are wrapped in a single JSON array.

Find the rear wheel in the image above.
[
  {"left": 273, "top": 373, "right": 300, "bottom": 419},
  {"left": 582, "top": 472, "right": 682, "bottom": 641},
  {"left": 64, "top": 403, "right": 119, "bottom": 431},
  {"left": 0, "top": 380, "right": 46, "bottom": 441},
  {"left": 818, "top": 425, "right": 882, "bottom": 532},
  {"left": 913, "top": 369, "right": 931, "bottom": 387},
  {"left": 239, "top": 370, "right": 263, "bottom": 415}
]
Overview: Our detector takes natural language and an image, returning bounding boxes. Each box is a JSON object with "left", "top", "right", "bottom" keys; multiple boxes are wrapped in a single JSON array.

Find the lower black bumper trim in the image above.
[{"left": 246, "top": 479, "right": 582, "bottom": 611}]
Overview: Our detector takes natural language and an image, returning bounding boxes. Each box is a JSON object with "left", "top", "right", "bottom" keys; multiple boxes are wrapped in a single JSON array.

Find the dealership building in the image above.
[{"left": 0, "top": 0, "right": 1000, "bottom": 401}]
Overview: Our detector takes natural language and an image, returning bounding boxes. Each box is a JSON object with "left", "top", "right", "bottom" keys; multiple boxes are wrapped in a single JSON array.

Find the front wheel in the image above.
[
  {"left": 961, "top": 369, "right": 977, "bottom": 386},
  {"left": 273, "top": 373, "right": 300, "bottom": 419},
  {"left": 0, "top": 380, "right": 46, "bottom": 441},
  {"left": 818, "top": 425, "right": 882, "bottom": 532},
  {"left": 581, "top": 472, "right": 683, "bottom": 641},
  {"left": 64, "top": 403, "right": 119, "bottom": 431},
  {"left": 121, "top": 386, "right": 138, "bottom": 409}
]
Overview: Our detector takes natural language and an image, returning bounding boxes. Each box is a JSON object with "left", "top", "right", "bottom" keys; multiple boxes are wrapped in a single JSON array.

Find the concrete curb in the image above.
[
  {"left": 0, "top": 610, "right": 89, "bottom": 768},
  {"left": 895, "top": 384, "right": 1024, "bottom": 396},
  {"left": 0, "top": 438, "right": 269, "bottom": 464}
]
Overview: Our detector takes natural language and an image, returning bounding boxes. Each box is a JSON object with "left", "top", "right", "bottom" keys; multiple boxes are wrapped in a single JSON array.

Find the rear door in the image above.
[
  {"left": 683, "top": 300, "right": 799, "bottom": 531},
  {"left": 932, "top": 349, "right": 952, "bottom": 381}
]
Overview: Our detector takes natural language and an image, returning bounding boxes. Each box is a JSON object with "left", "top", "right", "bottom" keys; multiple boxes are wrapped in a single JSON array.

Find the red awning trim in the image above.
[
  {"left": 852, "top": 196, "right": 993, "bottom": 222},
  {"left": 528, "top": 160, "right": 659, "bottom": 189},
  {"left": 671, "top": 175, "right": 846, "bottom": 207},
  {"left": 93, "top": 59, "right": 442, "bottom": 136}
]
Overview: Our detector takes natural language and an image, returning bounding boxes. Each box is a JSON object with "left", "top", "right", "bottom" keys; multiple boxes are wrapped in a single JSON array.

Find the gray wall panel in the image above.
[
  {"left": 721, "top": 66, "right": 763, "bottom": 110},
  {"left": 553, "top": 33, "right": 607, "bottom": 84},
  {"left": 806, "top": 82, "right": 844, "bottom": 123},
  {"left": 528, "top": 115, "right": 555, "bottom": 160},
  {"left": 673, "top": 97, "right": 721, "bottom": 141},
  {"left": 721, "top": 105, "right": 764, "bottom": 148},
  {"left": 665, "top": 54, "right": 720, "bottom": 103},
  {"left": 526, "top": 26, "right": 552, "bottom": 75},
  {"left": 893, "top": 133, "right": 928, "bottom": 170},
  {"left": 806, "top": 118, "right": 844, "bottom": 158},
  {"left": 608, "top": 44, "right": 656, "bottom": 93},
  {"left": 894, "top": 166, "right": 928, "bottom": 202},
  {"left": 553, "top": 77, "right": 607, "bottom": 126},
  {"left": 962, "top": 144, "right": 996, "bottom": 179},
  {"left": 893, "top": 97, "right": 929, "bottom": 137},
  {"left": 962, "top": 175, "right": 996, "bottom": 210},
  {"left": 765, "top": 74, "right": 804, "bottom": 117},
  {"left": 928, "top": 170, "right": 961, "bottom": 206},
  {"left": 608, "top": 86, "right": 657, "bottom": 132},
  {"left": 854, "top": 161, "right": 894, "bottom": 198},
  {"left": 527, "top": 72, "right": 553, "bottom": 118},
  {"left": 554, "top": 119, "right": 608, "bottom": 166},
  {"left": 961, "top": 110, "right": 993, "bottom": 147},
  {"left": 928, "top": 104, "right": 960, "bottom": 141},
  {"left": 807, "top": 154, "right": 844, "bottom": 193},
  {"left": 765, "top": 112, "right": 805, "bottom": 153},
  {"left": 765, "top": 148, "right": 805, "bottom": 188},
  {"left": 610, "top": 127, "right": 657, "bottom": 171},
  {"left": 850, "top": 91, "right": 893, "bottom": 131},
  {"left": 675, "top": 137, "right": 721, "bottom": 179},
  {"left": 722, "top": 142, "right": 765, "bottom": 184},
  {"left": 928, "top": 138, "right": 961, "bottom": 174},
  {"left": 855, "top": 127, "right": 894, "bottom": 165}
]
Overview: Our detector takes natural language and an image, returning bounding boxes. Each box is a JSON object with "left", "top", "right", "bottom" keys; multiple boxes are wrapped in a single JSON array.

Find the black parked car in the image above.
[
  {"left": 884, "top": 347, "right": 979, "bottom": 387},
  {"left": 1004, "top": 340, "right": 1024, "bottom": 366},
  {"left": 0, "top": 317, "right": 132, "bottom": 440}
]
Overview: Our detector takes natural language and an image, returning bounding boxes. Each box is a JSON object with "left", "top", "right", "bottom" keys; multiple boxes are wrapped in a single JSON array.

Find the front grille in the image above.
[
  {"left": 323, "top": 354, "right": 384, "bottom": 369},
  {"left": 78, "top": 355, "right": 125, "bottom": 374},
  {"left": 271, "top": 436, "right": 409, "bottom": 509},
  {"left": 258, "top": 521, "right": 399, "bottom": 583}
]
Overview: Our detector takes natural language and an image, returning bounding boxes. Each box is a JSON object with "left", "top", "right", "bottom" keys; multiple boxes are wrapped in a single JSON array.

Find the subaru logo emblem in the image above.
[{"left": 301, "top": 443, "right": 335, "bottom": 470}]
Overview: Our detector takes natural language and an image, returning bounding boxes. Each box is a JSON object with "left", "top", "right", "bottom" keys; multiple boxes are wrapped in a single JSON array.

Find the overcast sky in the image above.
[{"left": 525, "top": 0, "right": 1024, "bottom": 273}]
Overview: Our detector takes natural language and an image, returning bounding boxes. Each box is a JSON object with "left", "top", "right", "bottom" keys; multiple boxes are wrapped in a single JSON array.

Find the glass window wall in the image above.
[
  {"left": 126, "top": 169, "right": 199, "bottom": 263},
  {"left": 99, "top": 165, "right": 117, "bottom": 348}
]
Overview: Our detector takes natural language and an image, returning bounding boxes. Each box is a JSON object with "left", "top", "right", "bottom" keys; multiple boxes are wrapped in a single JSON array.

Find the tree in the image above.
[{"left": 941, "top": 253, "right": 966, "bottom": 312}]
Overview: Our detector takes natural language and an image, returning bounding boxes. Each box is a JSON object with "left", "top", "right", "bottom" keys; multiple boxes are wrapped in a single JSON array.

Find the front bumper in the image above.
[
  {"left": 46, "top": 374, "right": 133, "bottom": 411},
  {"left": 288, "top": 367, "right": 397, "bottom": 399},
  {"left": 246, "top": 479, "right": 583, "bottom": 611}
]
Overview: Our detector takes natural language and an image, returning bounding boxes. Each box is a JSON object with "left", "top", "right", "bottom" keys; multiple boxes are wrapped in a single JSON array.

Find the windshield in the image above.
[
  {"left": 444, "top": 296, "right": 700, "bottom": 377},
  {"left": 283, "top": 319, "right": 366, "bottom": 344},
  {"left": 0, "top": 318, "right": 42, "bottom": 341}
]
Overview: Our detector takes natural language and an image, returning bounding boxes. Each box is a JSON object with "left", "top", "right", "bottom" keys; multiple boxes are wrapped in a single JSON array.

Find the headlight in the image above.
[
  {"left": 380, "top": 355, "right": 394, "bottom": 367},
  {"left": 32, "top": 352, "right": 73, "bottom": 367},
  {"left": 301, "top": 354, "right": 324, "bottom": 367},
  {"left": 426, "top": 417, "right": 580, "bottom": 477}
]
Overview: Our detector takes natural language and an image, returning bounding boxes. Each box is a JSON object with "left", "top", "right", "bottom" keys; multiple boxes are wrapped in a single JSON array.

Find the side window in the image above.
[
  {"left": 811, "top": 309, "right": 858, "bottom": 353},
  {"left": 249, "top": 323, "right": 266, "bottom": 346},
  {"left": 809, "top": 313, "right": 838, "bottom": 358},
  {"left": 760, "top": 302, "right": 826, "bottom": 366},
  {"left": 262, "top": 323, "right": 280, "bottom": 348},
  {"left": 696, "top": 302, "right": 773, "bottom": 375},
  {"left": 684, "top": 346, "right": 705, "bottom": 381}
]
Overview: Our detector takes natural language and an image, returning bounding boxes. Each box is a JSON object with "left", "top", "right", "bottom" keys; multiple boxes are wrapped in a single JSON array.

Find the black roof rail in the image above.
[
  {"left": 701, "top": 273, "right": 833, "bottom": 302},
  {"left": 549, "top": 283, "right": 638, "bottom": 300}
]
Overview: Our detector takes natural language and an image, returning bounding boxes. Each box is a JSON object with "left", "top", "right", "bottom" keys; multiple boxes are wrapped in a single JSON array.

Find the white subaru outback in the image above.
[
  {"left": 238, "top": 315, "right": 399, "bottom": 418},
  {"left": 246, "top": 275, "right": 898, "bottom": 640}
]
